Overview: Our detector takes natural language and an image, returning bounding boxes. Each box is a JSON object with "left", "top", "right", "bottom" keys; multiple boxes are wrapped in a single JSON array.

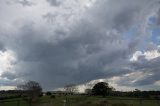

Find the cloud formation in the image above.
[
  {"left": 0, "top": 0, "right": 160, "bottom": 91},
  {"left": 46, "top": 0, "right": 61, "bottom": 6}
]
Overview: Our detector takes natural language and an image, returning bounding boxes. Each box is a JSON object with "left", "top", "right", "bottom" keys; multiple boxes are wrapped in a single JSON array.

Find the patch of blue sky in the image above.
[
  {"left": 148, "top": 16, "right": 157, "bottom": 25},
  {"left": 124, "top": 15, "right": 160, "bottom": 52},
  {"left": 151, "top": 27, "right": 160, "bottom": 45},
  {"left": 124, "top": 25, "right": 139, "bottom": 40},
  {"left": 124, "top": 25, "right": 148, "bottom": 52},
  {"left": 147, "top": 15, "right": 160, "bottom": 45}
]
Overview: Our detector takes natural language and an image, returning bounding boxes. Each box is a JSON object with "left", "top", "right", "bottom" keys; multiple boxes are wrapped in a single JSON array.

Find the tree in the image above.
[
  {"left": 64, "top": 84, "right": 78, "bottom": 94},
  {"left": 17, "top": 81, "right": 42, "bottom": 105},
  {"left": 85, "top": 89, "right": 92, "bottom": 95},
  {"left": 92, "top": 82, "right": 112, "bottom": 96},
  {"left": 46, "top": 91, "right": 52, "bottom": 96}
]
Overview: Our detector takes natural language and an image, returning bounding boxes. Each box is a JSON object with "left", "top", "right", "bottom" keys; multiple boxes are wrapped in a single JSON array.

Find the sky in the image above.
[{"left": 0, "top": 0, "right": 160, "bottom": 91}]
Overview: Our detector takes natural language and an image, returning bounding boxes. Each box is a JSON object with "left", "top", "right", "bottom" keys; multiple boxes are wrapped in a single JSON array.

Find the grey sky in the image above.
[{"left": 0, "top": 0, "right": 160, "bottom": 91}]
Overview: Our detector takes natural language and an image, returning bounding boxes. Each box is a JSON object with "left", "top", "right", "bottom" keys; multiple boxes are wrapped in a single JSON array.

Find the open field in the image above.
[{"left": 0, "top": 95, "right": 160, "bottom": 106}]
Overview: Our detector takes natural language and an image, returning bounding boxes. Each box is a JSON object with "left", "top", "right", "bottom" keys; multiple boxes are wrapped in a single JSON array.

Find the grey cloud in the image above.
[
  {"left": 2, "top": 19, "right": 131, "bottom": 89},
  {"left": 87, "top": 0, "right": 149, "bottom": 32},
  {"left": 131, "top": 57, "right": 160, "bottom": 85},
  {"left": 157, "top": 8, "right": 160, "bottom": 25},
  {"left": 1, "top": 0, "right": 160, "bottom": 90},
  {"left": 15, "top": 0, "right": 34, "bottom": 6},
  {"left": 43, "top": 13, "right": 57, "bottom": 24},
  {"left": 1, "top": 72, "right": 17, "bottom": 80},
  {"left": 117, "top": 56, "right": 160, "bottom": 87},
  {"left": 131, "top": 56, "right": 160, "bottom": 71},
  {"left": 47, "top": 0, "right": 61, "bottom": 6},
  {"left": 112, "top": 6, "right": 140, "bottom": 31},
  {"left": 133, "top": 73, "right": 160, "bottom": 86},
  {"left": 116, "top": 71, "right": 160, "bottom": 87},
  {"left": 0, "top": 79, "right": 15, "bottom": 86},
  {"left": 0, "top": 42, "right": 6, "bottom": 52}
]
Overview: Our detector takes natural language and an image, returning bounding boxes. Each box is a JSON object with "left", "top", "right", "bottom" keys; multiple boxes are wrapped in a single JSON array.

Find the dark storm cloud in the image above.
[
  {"left": 1, "top": 0, "right": 160, "bottom": 90},
  {"left": 3, "top": 19, "right": 133, "bottom": 90}
]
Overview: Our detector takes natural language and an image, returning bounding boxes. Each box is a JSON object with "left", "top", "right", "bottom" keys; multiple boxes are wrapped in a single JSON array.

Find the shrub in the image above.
[
  {"left": 50, "top": 95, "right": 56, "bottom": 98},
  {"left": 112, "top": 103, "right": 130, "bottom": 106},
  {"left": 46, "top": 92, "right": 52, "bottom": 96}
]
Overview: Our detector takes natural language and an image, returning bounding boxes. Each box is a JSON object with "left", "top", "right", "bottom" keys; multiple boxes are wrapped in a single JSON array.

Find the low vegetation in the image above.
[
  {"left": 0, "top": 95, "right": 160, "bottom": 106},
  {"left": 0, "top": 81, "right": 160, "bottom": 106}
]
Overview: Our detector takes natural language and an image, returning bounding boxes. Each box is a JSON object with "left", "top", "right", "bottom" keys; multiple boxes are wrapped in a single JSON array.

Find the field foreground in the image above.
[{"left": 0, "top": 95, "right": 160, "bottom": 106}]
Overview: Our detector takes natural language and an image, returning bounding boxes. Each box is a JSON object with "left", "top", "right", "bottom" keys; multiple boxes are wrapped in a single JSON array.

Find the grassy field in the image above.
[{"left": 0, "top": 95, "right": 160, "bottom": 106}]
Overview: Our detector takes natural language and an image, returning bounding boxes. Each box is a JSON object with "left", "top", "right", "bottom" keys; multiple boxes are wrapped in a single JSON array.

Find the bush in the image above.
[
  {"left": 0, "top": 95, "right": 20, "bottom": 100},
  {"left": 154, "top": 96, "right": 160, "bottom": 100},
  {"left": 98, "top": 100, "right": 109, "bottom": 106},
  {"left": 46, "top": 92, "right": 52, "bottom": 96},
  {"left": 39, "top": 93, "right": 43, "bottom": 97},
  {"left": 50, "top": 95, "right": 56, "bottom": 98},
  {"left": 112, "top": 103, "right": 130, "bottom": 106}
]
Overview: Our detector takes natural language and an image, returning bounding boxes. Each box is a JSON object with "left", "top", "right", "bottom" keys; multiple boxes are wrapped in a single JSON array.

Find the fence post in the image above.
[
  {"left": 63, "top": 100, "right": 66, "bottom": 106},
  {"left": 50, "top": 100, "right": 53, "bottom": 106},
  {"left": 29, "top": 98, "right": 32, "bottom": 106},
  {"left": 106, "top": 101, "right": 109, "bottom": 106},
  {"left": 139, "top": 99, "right": 142, "bottom": 106},
  {"left": 17, "top": 100, "right": 20, "bottom": 106},
  {"left": 157, "top": 99, "right": 160, "bottom": 105}
]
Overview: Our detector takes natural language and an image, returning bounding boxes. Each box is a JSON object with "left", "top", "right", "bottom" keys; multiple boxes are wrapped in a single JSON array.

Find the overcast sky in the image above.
[{"left": 0, "top": 0, "right": 160, "bottom": 91}]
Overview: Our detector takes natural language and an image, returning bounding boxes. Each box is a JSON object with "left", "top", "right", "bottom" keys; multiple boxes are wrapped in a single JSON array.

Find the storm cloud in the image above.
[{"left": 0, "top": 0, "right": 160, "bottom": 91}]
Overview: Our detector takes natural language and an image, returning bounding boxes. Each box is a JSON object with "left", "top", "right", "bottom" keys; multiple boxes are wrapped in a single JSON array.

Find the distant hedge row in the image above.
[{"left": 0, "top": 95, "right": 20, "bottom": 100}]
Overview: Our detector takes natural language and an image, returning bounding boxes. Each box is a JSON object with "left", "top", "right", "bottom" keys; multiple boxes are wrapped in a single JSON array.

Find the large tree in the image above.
[
  {"left": 92, "top": 82, "right": 113, "bottom": 96},
  {"left": 64, "top": 84, "right": 78, "bottom": 94},
  {"left": 17, "top": 81, "right": 42, "bottom": 104}
]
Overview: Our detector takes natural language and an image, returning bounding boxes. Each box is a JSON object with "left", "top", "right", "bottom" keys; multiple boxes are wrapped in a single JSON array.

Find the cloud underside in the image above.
[{"left": 0, "top": 0, "right": 160, "bottom": 90}]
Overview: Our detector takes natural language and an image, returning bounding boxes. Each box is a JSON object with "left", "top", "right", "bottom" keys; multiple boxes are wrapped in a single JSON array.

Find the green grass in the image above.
[{"left": 1, "top": 95, "right": 160, "bottom": 106}]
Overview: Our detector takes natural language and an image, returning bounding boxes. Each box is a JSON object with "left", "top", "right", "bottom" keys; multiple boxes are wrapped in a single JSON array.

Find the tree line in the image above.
[
  {"left": 0, "top": 80, "right": 160, "bottom": 105},
  {"left": 85, "top": 82, "right": 160, "bottom": 99}
]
